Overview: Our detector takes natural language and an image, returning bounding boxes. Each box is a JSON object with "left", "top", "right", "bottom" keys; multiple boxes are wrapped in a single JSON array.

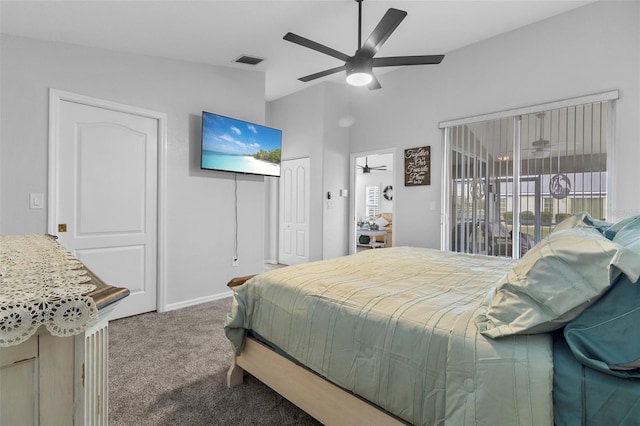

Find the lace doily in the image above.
[{"left": 0, "top": 234, "right": 98, "bottom": 347}]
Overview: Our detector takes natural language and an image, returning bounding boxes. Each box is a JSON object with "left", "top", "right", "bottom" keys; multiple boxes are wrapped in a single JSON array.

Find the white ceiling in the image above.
[{"left": 1, "top": 0, "right": 594, "bottom": 101}]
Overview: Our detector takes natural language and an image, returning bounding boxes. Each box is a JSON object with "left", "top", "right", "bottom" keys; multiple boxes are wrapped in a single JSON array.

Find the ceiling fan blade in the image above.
[
  {"left": 283, "top": 32, "right": 351, "bottom": 62},
  {"left": 298, "top": 65, "right": 347, "bottom": 83},
  {"left": 373, "top": 55, "right": 445, "bottom": 67},
  {"left": 360, "top": 8, "right": 407, "bottom": 58},
  {"left": 298, "top": 65, "right": 347, "bottom": 82},
  {"left": 367, "top": 73, "right": 382, "bottom": 90}
]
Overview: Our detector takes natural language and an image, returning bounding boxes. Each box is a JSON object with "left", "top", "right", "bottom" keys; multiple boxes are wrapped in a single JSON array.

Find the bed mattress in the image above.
[{"left": 225, "top": 247, "right": 553, "bottom": 425}]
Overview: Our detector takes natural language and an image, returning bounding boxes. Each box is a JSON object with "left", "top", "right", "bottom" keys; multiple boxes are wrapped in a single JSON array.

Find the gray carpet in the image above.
[{"left": 108, "top": 297, "right": 321, "bottom": 425}]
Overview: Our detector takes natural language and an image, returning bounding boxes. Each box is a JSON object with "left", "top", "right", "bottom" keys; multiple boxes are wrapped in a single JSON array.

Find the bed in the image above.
[{"left": 224, "top": 213, "right": 640, "bottom": 425}]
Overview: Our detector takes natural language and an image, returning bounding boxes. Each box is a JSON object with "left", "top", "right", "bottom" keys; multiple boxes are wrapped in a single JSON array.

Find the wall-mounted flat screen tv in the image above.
[{"left": 201, "top": 111, "right": 282, "bottom": 177}]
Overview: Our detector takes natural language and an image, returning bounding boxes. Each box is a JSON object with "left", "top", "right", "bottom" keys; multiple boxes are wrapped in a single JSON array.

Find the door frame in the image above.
[
  {"left": 47, "top": 89, "right": 168, "bottom": 312},
  {"left": 349, "top": 148, "right": 396, "bottom": 254}
]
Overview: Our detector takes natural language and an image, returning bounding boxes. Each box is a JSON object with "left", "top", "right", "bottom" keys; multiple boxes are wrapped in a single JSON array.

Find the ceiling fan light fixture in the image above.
[
  {"left": 346, "top": 70, "right": 373, "bottom": 86},
  {"left": 346, "top": 56, "right": 373, "bottom": 86}
]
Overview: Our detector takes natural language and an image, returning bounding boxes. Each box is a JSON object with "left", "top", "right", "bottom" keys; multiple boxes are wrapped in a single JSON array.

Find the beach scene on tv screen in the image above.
[{"left": 202, "top": 113, "right": 281, "bottom": 176}]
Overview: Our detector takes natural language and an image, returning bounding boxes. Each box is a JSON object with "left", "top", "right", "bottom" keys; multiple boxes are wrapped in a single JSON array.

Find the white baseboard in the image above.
[
  {"left": 264, "top": 259, "right": 279, "bottom": 265},
  {"left": 163, "top": 290, "right": 233, "bottom": 312}
]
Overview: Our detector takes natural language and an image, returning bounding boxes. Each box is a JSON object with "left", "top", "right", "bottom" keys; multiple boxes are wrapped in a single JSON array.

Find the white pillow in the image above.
[
  {"left": 476, "top": 227, "right": 640, "bottom": 338},
  {"left": 374, "top": 216, "right": 389, "bottom": 227}
]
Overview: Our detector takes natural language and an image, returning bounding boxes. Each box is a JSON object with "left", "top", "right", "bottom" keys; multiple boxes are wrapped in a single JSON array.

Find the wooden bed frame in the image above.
[{"left": 226, "top": 276, "right": 405, "bottom": 426}]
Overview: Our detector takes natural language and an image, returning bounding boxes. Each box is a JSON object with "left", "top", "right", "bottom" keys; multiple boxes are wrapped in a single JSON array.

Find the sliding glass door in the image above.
[{"left": 442, "top": 97, "right": 612, "bottom": 258}]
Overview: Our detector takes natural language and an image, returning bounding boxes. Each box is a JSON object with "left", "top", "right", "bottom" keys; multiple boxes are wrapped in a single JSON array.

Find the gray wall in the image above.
[
  {"left": 268, "top": 0, "right": 640, "bottom": 254},
  {"left": 320, "top": 83, "right": 351, "bottom": 260},
  {"left": 268, "top": 84, "right": 325, "bottom": 261},
  {"left": 2, "top": 1, "right": 638, "bottom": 307},
  {"left": 267, "top": 81, "right": 351, "bottom": 261},
  {"left": 349, "top": 0, "right": 640, "bottom": 248},
  {"left": 0, "top": 35, "right": 267, "bottom": 308}
]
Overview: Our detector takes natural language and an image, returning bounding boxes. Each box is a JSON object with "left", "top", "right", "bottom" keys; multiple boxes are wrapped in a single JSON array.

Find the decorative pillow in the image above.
[
  {"left": 564, "top": 273, "right": 640, "bottom": 378},
  {"left": 552, "top": 211, "right": 611, "bottom": 234},
  {"left": 608, "top": 214, "right": 640, "bottom": 244},
  {"left": 476, "top": 227, "right": 640, "bottom": 338},
  {"left": 374, "top": 216, "right": 389, "bottom": 227},
  {"left": 561, "top": 215, "right": 640, "bottom": 380}
]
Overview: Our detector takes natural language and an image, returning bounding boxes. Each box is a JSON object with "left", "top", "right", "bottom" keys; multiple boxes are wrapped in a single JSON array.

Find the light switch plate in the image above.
[{"left": 30, "top": 193, "right": 44, "bottom": 209}]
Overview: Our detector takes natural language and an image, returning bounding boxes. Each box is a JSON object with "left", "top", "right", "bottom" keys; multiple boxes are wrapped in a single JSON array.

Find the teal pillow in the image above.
[
  {"left": 552, "top": 211, "right": 611, "bottom": 234},
  {"left": 564, "top": 273, "right": 640, "bottom": 378},
  {"left": 603, "top": 214, "right": 640, "bottom": 240},
  {"left": 476, "top": 227, "right": 640, "bottom": 338},
  {"left": 564, "top": 216, "right": 640, "bottom": 378},
  {"left": 611, "top": 216, "right": 640, "bottom": 253}
]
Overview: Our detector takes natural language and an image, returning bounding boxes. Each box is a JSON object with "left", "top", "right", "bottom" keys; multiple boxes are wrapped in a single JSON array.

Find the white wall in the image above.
[
  {"left": 349, "top": 0, "right": 640, "bottom": 248},
  {"left": 321, "top": 83, "right": 351, "bottom": 260},
  {"left": 268, "top": 84, "right": 325, "bottom": 261},
  {"left": 267, "top": 82, "right": 351, "bottom": 261},
  {"left": 0, "top": 35, "right": 267, "bottom": 308}
]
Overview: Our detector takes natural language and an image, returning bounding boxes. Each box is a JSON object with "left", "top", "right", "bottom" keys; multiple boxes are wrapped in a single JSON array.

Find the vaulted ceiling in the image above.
[{"left": 1, "top": 1, "right": 594, "bottom": 101}]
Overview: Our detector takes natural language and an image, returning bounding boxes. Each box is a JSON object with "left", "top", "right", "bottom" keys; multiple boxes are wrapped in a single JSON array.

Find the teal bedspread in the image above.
[{"left": 225, "top": 247, "right": 553, "bottom": 425}]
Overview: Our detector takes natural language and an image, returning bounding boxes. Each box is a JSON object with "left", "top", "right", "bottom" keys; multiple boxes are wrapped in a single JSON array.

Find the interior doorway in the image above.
[{"left": 350, "top": 150, "right": 395, "bottom": 254}]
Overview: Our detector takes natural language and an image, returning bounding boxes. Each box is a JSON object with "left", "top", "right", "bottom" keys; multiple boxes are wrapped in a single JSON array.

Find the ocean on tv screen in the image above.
[
  {"left": 201, "top": 112, "right": 282, "bottom": 176},
  {"left": 202, "top": 151, "right": 280, "bottom": 176}
]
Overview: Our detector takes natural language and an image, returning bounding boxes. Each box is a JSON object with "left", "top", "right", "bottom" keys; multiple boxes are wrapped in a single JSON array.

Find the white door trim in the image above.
[
  {"left": 48, "top": 89, "right": 168, "bottom": 313},
  {"left": 349, "top": 148, "right": 396, "bottom": 254}
]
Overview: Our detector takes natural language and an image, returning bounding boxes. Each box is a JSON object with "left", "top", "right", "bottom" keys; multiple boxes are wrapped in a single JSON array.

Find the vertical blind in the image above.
[
  {"left": 366, "top": 186, "right": 380, "bottom": 218},
  {"left": 444, "top": 100, "right": 610, "bottom": 258}
]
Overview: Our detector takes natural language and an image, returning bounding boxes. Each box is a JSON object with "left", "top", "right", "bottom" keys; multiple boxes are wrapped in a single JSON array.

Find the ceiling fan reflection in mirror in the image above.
[
  {"left": 358, "top": 157, "right": 387, "bottom": 173},
  {"left": 283, "top": 0, "right": 445, "bottom": 90}
]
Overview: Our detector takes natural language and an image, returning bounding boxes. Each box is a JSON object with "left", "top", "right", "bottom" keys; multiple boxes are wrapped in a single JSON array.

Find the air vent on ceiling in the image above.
[{"left": 233, "top": 55, "right": 265, "bottom": 66}]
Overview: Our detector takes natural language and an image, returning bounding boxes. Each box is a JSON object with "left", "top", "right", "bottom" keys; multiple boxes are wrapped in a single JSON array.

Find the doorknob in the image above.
[{"left": 58, "top": 224, "right": 67, "bottom": 232}]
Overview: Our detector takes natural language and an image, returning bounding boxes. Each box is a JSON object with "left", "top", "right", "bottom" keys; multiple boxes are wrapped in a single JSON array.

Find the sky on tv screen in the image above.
[{"left": 202, "top": 112, "right": 281, "bottom": 156}]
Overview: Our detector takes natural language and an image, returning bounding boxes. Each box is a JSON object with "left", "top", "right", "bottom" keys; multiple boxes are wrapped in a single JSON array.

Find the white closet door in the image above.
[{"left": 279, "top": 157, "right": 310, "bottom": 265}]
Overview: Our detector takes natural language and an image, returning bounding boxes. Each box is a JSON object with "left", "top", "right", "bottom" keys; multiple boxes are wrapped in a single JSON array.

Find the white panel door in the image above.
[
  {"left": 279, "top": 158, "right": 310, "bottom": 265},
  {"left": 52, "top": 99, "right": 158, "bottom": 319}
]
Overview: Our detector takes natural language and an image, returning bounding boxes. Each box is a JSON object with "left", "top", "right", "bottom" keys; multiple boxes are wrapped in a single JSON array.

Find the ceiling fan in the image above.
[
  {"left": 529, "top": 112, "right": 552, "bottom": 158},
  {"left": 358, "top": 157, "right": 387, "bottom": 173},
  {"left": 283, "top": 0, "right": 445, "bottom": 90}
]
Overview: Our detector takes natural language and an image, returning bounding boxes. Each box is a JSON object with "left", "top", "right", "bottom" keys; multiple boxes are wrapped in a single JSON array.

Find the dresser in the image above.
[{"left": 0, "top": 235, "right": 129, "bottom": 426}]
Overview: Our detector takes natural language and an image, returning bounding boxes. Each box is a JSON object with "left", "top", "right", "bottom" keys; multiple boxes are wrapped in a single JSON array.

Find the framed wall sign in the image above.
[{"left": 404, "top": 146, "right": 430, "bottom": 186}]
